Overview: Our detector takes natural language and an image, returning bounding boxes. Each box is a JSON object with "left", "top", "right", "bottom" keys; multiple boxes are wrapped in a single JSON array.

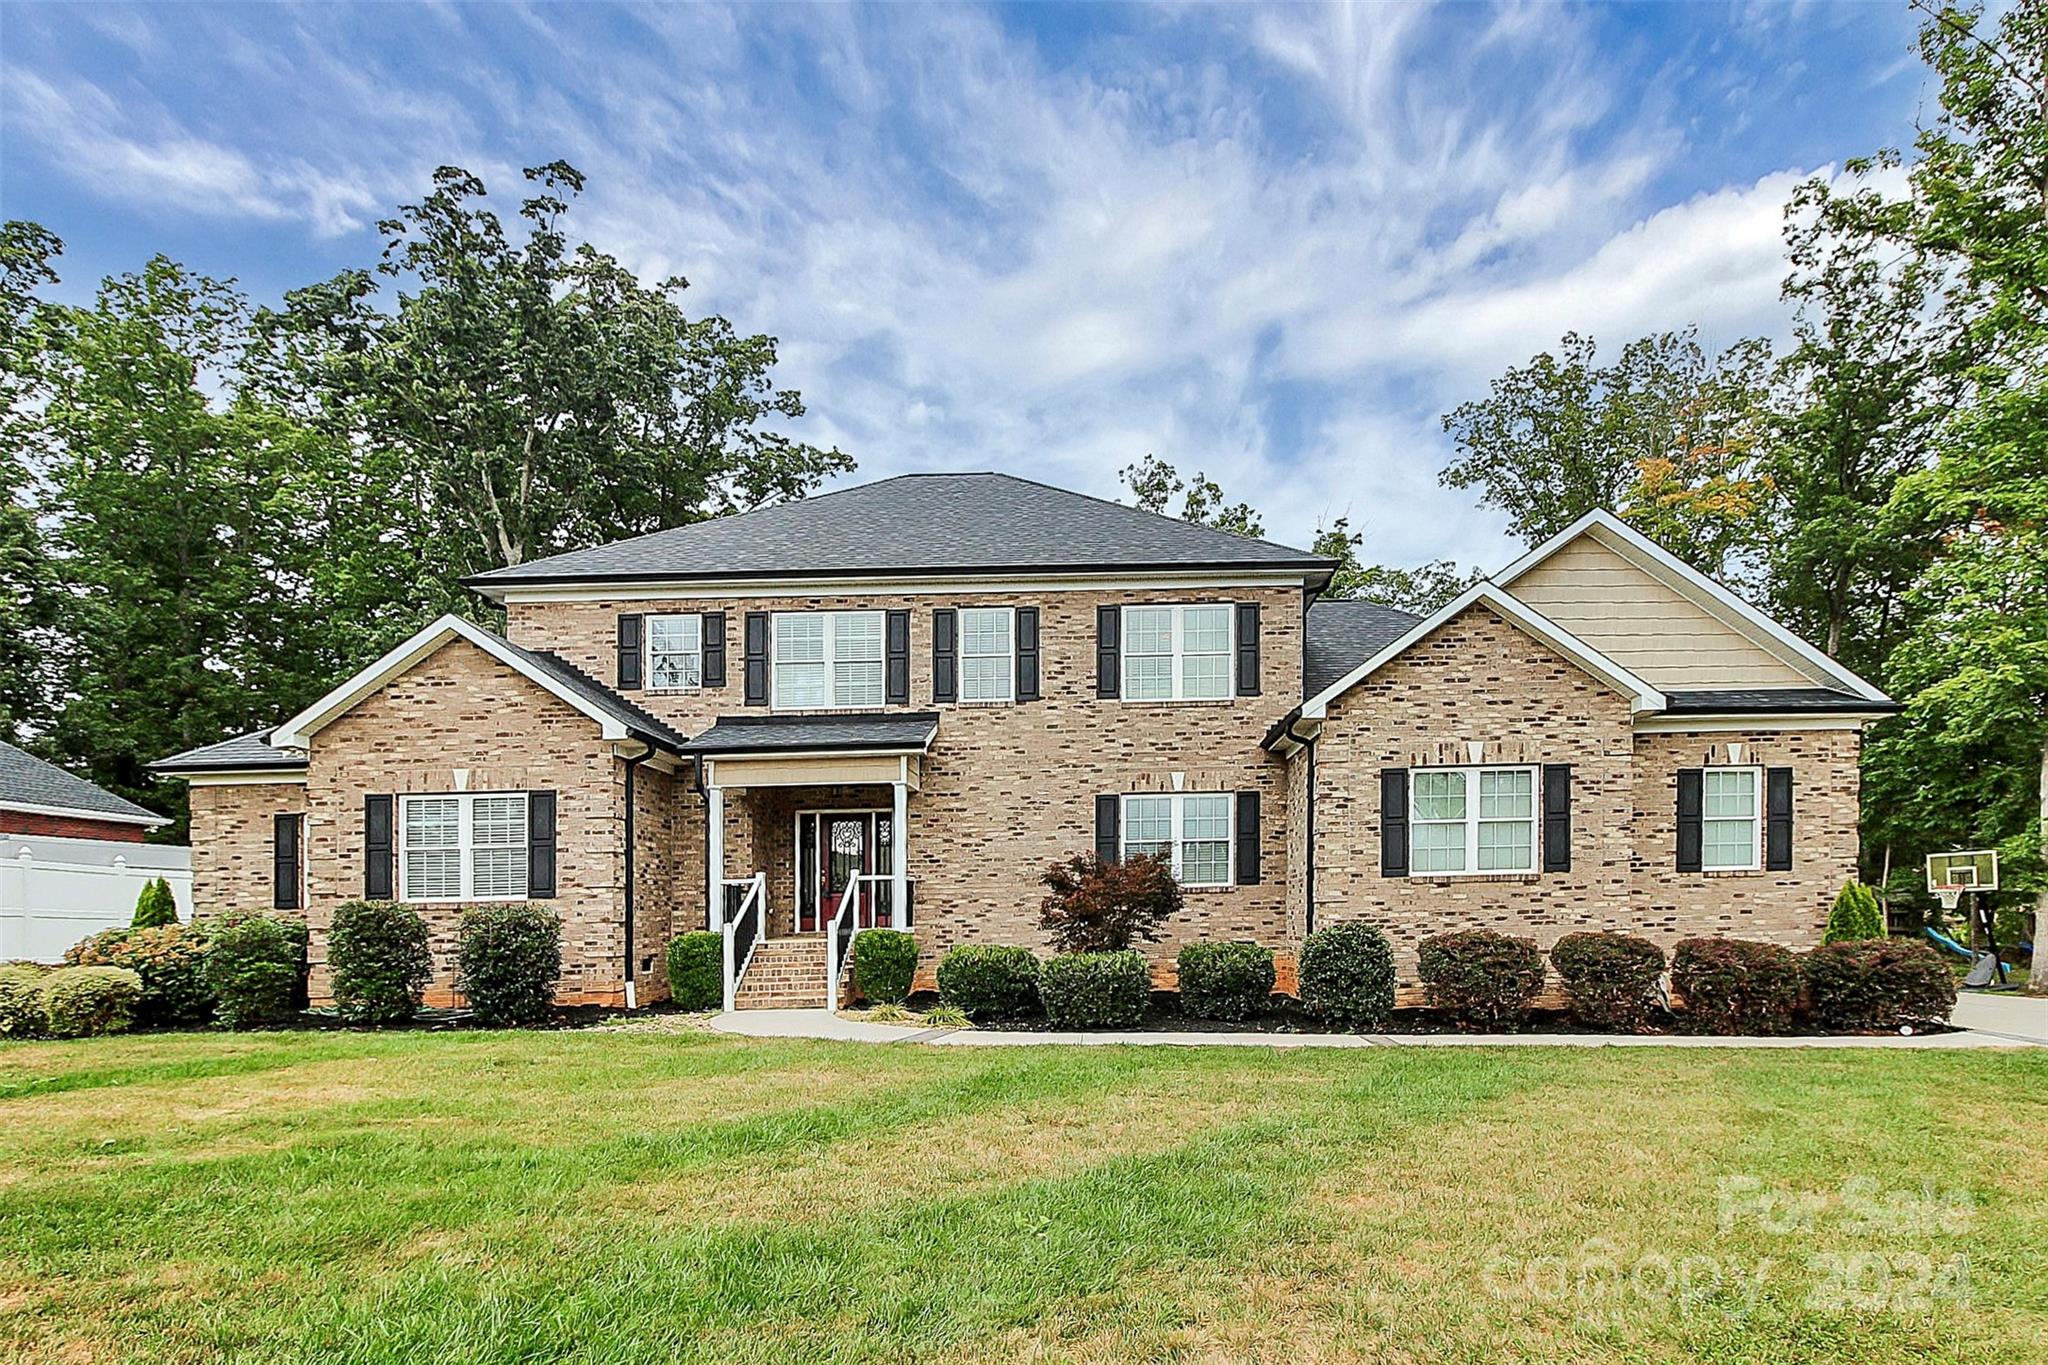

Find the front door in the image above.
[{"left": 796, "top": 810, "right": 894, "bottom": 932}]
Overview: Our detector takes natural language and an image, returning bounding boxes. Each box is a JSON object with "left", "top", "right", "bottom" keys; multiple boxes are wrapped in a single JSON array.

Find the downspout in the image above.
[
  {"left": 1290, "top": 717, "right": 1319, "bottom": 938},
  {"left": 691, "top": 754, "right": 713, "bottom": 931},
  {"left": 621, "top": 741, "right": 653, "bottom": 1010}
]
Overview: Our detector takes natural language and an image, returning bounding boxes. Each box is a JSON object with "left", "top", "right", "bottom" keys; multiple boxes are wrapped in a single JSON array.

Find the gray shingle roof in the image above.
[
  {"left": 1661, "top": 688, "right": 1898, "bottom": 715},
  {"left": 1, "top": 740, "right": 166, "bottom": 824},
  {"left": 499, "top": 641, "right": 691, "bottom": 751},
  {"left": 466, "top": 473, "right": 1335, "bottom": 590},
  {"left": 1304, "top": 599, "right": 1420, "bottom": 696},
  {"left": 679, "top": 712, "right": 940, "bottom": 756},
  {"left": 150, "top": 729, "right": 305, "bottom": 773}
]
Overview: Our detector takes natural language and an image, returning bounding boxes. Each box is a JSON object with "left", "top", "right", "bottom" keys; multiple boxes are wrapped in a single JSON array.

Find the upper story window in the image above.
[
  {"left": 399, "top": 793, "right": 528, "bottom": 902},
  {"left": 773, "top": 610, "right": 885, "bottom": 709},
  {"left": 1409, "top": 767, "right": 1537, "bottom": 875},
  {"left": 1122, "top": 792, "right": 1233, "bottom": 886},
  {"left": 646, "top": 614, "right": 703, "bottom": 691},
  {"left": 958, "top": 606, "right": 1015, "bottom": 703},
  {"left": 1123, "top": 603, "right": 1232, "bottom": 701},
  {"left": 1702, "top": 767, "right": 1761, "bottom": 871}
]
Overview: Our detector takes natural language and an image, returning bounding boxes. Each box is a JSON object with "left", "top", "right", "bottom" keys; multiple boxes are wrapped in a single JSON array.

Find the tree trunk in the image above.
[{"left": 2029, "top": 731, "right": 2048, "bottom": 996}]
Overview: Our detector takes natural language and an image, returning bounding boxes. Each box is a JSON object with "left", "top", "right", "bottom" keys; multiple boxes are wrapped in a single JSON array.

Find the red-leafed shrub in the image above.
[
  {"left": 1038, "top": 853, "right": 1182, "bottom": 954},
  {"left": 1803, "top": 940, "right": 1956, "bottom": 1031},
  {"left": 1672, "top": 938, "right": 1801, "bottom": 1036},
  {"left": 1550, "top": 932, "right": 1666, "bottom": 1031},
  {"left": 1418, "top": 929, "right": 1546, "bottom": 1032}
]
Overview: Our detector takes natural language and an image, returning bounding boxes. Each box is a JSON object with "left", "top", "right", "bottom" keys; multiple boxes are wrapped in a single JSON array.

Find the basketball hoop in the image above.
[{"left": 1935, "top": 886, "right": 1963, "bottom": 912}]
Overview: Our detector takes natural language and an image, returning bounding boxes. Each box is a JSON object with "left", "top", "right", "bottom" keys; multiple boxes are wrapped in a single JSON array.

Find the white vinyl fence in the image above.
[{"left": 0, "top": 835, "right": 192, "bottom": 963}]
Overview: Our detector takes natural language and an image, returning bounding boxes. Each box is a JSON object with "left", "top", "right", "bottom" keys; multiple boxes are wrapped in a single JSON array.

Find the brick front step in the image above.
[{"left": 733, "top": 935, "right": 836, "bottom": 1009}]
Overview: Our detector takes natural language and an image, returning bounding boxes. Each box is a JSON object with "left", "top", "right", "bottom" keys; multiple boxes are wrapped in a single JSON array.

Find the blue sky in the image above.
[{"left": 0, "top": 1, "right": 1928, "bottom": 570}]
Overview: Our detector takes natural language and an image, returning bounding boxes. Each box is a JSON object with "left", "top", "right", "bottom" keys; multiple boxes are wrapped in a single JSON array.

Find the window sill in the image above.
[
  {"left": 1182, "top": 883, "right": 1239, "bottom": 894},
  {"left": 1407, "top": 872, "right": 1542, "bottom": 885},
  {"left": 1113, "top": 696, "right": 1242, "bottom": 707},
  {"left": 1701, "top": 868, "right": 1765, "bottom": 877},
  {"left": 645, "top": 687, "right": 708, "bottom": 697}
]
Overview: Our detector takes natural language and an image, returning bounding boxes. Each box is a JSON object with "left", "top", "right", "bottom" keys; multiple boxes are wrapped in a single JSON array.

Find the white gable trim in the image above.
[
  {"left": 1496, "top": 510, "right": 1888, "bottom": 703},
  {"left": 270, "top": 614, "right": 634, "bottom": 751},
  {"left": 0, "top": 799, "right": 168, "bottom": 828},
  {"left": 1299, "top": 583, "right": 1667, "bottom": 720}
]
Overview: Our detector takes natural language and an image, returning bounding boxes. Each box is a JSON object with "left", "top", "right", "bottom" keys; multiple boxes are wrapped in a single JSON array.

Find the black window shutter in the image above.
[
  {"left": 1096, "top": 606, "right": 1121, "bottom": 698},
  {"left": 701, "top": 612, "right": 726, "bottom": 688},
  {"left": 931, "top": 608, "right": 957, "bottom": 703},
  {"left": 616, "top": 613, "right": 643, "bottom": 690},
  {"left": 743, "top": 612, "right": 770, "bottom": 706},
  {"left": 1095, "top": 794, "right": 1120, "bottom": 863},
  {"left": 1015, "top": 607, "right": 1040, "bottom": 702},
  {"left": 1765, "top": 767, "right": 1793, "bottom": 871},
  {"left": 1235, "top": 790, "right": 1261, "bottom": 885},
  {"left": 1542, "top": 764, "right": 1572, "bottom": 873},
  {"left": 528, "top": 791, "right": 557, "bottom": 898},
  {"left": 886, "top": 610, "right": 911, "bottom": 705},
  {"left": 1380, "top": 768, "right": 1408, "bottom": 877},
  {"left": 273, "top": 813, "right": 301, "bottom": 911},
  {"left": 1676, "top": 769, "right": 1704, "bottom": 873},
  {"left": 1235, "top": 602, "right": 1261, "bottom": 696},
  {"left": 364, "top": 794, "right": 394, "bottom": 899}
]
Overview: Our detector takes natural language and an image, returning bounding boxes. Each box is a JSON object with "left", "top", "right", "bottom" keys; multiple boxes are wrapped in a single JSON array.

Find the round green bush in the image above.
[
  {"left": 1549, "top": 932, "right": 1666, "bottom": 1032},
  {"left": 1672, "top": 938, "right": 1802, "bottom": 1036},
  {"left": 936, "top": 945, "right": 1040, "bottom": 1021},
  {"left": 0, "top": 964, "right": 50, "bottom": 1039},
  {"left": 203, "top": 914, "right": 308, "bottom": 1030},
  {"left": 41, "top": 966, "right": 144, "bottom": 1038},
  {"left": 1822, "top": 881, "right": 1886, "bottom": 944},
  {"left": 131, "top": 876, "right": 180, "bottom": 929},
  {"left": 1177, "top": 941, "right": 1275, "bottom": 1022},
  {"left": 328, "top": 900, "right": 432, "bottom": 1025},
  {"left": 852, "top": 929, "right": 918, "bottom": 1005},
  {"left": 1804, "top": 940, "right": 1956, "bottom": 1031},
  {"left": 1297, "top": 922, "right": 1396, "bottom": 1031},
  {"left": 667, "top": 931, "right": 723, "bottom": 1011},
  {"left": 455, "top": 903, "right": 562, "bottom": 1027},
  {"left": 65, "top": 923, "right": 214, "bottom": 1028},
  {"left": 1037, "top": 950, "right": 1151, "bottom": 1029},
  {"left": 1418, "top": 930, "right": 1546, "bottom": 1032}
]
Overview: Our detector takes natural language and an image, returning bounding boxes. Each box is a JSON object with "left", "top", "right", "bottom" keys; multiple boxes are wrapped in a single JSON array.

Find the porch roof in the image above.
[{"left": 679, "top": 712, "right": 940, "bottom": 757}]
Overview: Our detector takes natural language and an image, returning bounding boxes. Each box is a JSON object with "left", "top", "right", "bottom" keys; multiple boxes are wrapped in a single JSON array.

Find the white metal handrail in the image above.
[
  {"left": 721, "top": 872, "right": 766, "bottom": 1012},
  {"left": 822, "top": 874, "right": 864, "bottom": 1009}
]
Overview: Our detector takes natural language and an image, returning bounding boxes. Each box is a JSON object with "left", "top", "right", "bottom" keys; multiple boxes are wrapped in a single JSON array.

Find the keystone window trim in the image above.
[
  {"left": 1700, "top": 765, "right": 1763, "bottom": 872},
  {"left": 770, "top": 609, "right": 888, "bottom": 710},
  {"left": 1408, "top": 765, "right": 1540, "bottom": 877},
  {"left": 397, "top": 791, "right": 530, "bottom": 904},
  {"left": 1121, "top": 603, "right": 1234, "bottom": 702},
  {"left": 644, "top": 613, "right": 704, "bottom": 692},
  {"left": 1120, "top": 791, "right": 1234, "bottom": 888}
]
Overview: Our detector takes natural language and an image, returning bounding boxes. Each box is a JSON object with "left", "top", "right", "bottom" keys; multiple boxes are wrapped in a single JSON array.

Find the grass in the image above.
[{"left": 1, "top": 1028, "right": 2042, "bottom": 1363}]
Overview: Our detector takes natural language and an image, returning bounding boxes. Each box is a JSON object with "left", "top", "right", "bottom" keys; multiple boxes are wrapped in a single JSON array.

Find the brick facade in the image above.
[
  {"left": 187, "top": 781, "right": 307, "bottom": 916},
  {"left": 0, "top": 809, "right": 149, "bottom": 842}
]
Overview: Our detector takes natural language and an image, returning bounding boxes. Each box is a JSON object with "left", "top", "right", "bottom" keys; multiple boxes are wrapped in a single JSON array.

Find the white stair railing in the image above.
[
  {"left": 822, "top": 875, "right": 867, "bottom": 1009},
  {"left": 720, "top": 872, "right": 766, "bottom": 1012}
]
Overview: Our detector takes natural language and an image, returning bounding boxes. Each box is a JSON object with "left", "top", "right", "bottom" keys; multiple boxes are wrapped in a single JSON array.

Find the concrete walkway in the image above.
[{"left": 712, "top": 991, "right": 2048, "bottom": 1049}]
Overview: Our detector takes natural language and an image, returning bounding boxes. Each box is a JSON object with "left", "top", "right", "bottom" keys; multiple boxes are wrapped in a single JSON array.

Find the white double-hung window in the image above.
[
  {"left": 399, "top": 793, "right": 528, "bottom": 902},
  {"left": 1409, "top": 767, "right": 1538, "bottom": 875},
  {"left": 1701, "top": 767, "right": 1761, "bottom": 871},
  {"left": 958, "top": 607, "right": 1015, "bottom": 703},
  {"left": 1123, "top": 604, "right": 1232, "bottom": 701},
  {"left": 1122, "top": 792, "right": 1233, "bottom": 887},
  {"left": 646, "top": 614, "right": 703, "bottom": 690},
  {"left": 773, "top": 610, "right": 885, "bottom": 709}
]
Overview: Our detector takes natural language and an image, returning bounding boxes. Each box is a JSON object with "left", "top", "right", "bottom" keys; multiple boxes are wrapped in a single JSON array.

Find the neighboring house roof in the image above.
[
  {"left": 463, "top": 472, "right": 1335, "bottom": 593},
  {"left": 1660, "top": 688, "right": 1900, "bottom": 715},
  {"left": 678, "top": 712, "right": 941, "bottom": 756},
  {"left": 1304, "top": 599, "right": 1419, "bottom": 696},
  {"left": 0, "top": 739, "right": 168, "bottom": 827},
  {"left": 150, "top": 729, "right": 307, "bottom": 774}
]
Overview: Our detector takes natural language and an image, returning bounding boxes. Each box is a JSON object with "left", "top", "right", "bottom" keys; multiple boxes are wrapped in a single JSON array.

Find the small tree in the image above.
[
  {"left": 132, "top": 877, "right": 179, "bottom": 928},
  {"left": 1038, "top": 853, "right": 1181, "bottom": 954},
  {"left": 1823, "top": 881, "right": 1886, "bottom": 944}
]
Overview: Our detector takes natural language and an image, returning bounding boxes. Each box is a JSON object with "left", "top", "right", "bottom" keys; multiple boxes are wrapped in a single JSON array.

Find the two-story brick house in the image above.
[{"left": 152, "top": 473, "right": 1894, "bottom": 1010}]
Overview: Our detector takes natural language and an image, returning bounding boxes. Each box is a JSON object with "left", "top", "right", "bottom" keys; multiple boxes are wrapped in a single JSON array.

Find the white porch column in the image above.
[
  {"left": 891, "top": 777, "right": 908, "bottom": 929},
  {"left": 706, "top": 782, "right": 725, "bottom": 930}
]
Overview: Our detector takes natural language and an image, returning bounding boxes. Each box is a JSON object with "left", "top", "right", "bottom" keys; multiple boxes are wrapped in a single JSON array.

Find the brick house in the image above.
[{"left": 151, "top": 474, "right": 1894, "bottom": 1009}]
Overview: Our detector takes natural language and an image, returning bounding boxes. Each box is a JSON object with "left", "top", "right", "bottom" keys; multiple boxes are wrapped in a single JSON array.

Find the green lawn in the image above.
[{"left": 2, "top": 1026, "right": 2043, "bottom": 1364}]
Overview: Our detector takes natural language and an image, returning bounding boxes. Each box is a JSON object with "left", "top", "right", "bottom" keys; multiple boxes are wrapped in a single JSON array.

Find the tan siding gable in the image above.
[{"left": 1510, "top": 537, "right": 1814, "bottom": 688}]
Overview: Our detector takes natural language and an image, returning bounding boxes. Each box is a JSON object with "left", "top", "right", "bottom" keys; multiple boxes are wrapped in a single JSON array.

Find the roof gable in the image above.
[{"left": 465, "top": 472, "right": 1334, "bottom": 594}]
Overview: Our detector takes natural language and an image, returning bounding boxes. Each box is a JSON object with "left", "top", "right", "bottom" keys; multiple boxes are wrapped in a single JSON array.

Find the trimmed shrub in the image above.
[
  {"left": 1297, "top": 922, "right": 1396, "bottom": 1031},
  {"left": 1038, "top": 950, "right": 1151, "bottom": 1029},
  {"left": 1038, "top": 853, "right": 1182, "bottom": 953},
  {"left": 64, "top": 923, "right": 214, "bottom": 1028},
  {"left": 1550, "top": 932, "right": 1666, "bottom": 1032},
  {"left": 327, "top": 900, "right": 431, "bottom": 1025},
  {"left": 852, "top": 929, "right": 918, "bottom": 1005},
  {"left": 666, "top": 931, "right": 723, "bottom": 1011},
  {"left": 1672, "top": 938, "right": 1802, "bottom": 1036},
  {"left": 131, "top": 876, "right": 180, "bottom": 928},
  {"left": 1418, "top": 929, "right": 1546, "bottom": 1032},
  {"left": 0, "top": 964, "right": 49, "bottom": 1038},
  {"left": 1177, "top": 941, "right": 1275, "bottom": 1022},
  {"left": 1823, "top": 882, "right": 1886, "bottom": 944},
  {"left": 936, "top": 945, "right": 1040, "bottom": 1021},
  {"left": 204, "top": 915, "right": 308, "bottom": 1029},
  {"left": 455, "top": 904, "right": 562, "bottom": 1027},
  {"left": 1804, "top": 940, "right": 1956, "bottom": 1031},
  {"left": 41, "top": 966, "right": 143, "bottom": 1038}
]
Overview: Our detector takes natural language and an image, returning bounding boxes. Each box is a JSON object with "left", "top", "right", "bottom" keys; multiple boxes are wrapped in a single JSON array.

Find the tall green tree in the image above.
[
  {"left": 1121, "top": 454, "right": 1265, "bottom": 538},
  {"left": 0, "top": 222, "right": 63, "bottom": 741},
  {"left": 1310, "top": 518, "right": 1476, "bottom": 613}
]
